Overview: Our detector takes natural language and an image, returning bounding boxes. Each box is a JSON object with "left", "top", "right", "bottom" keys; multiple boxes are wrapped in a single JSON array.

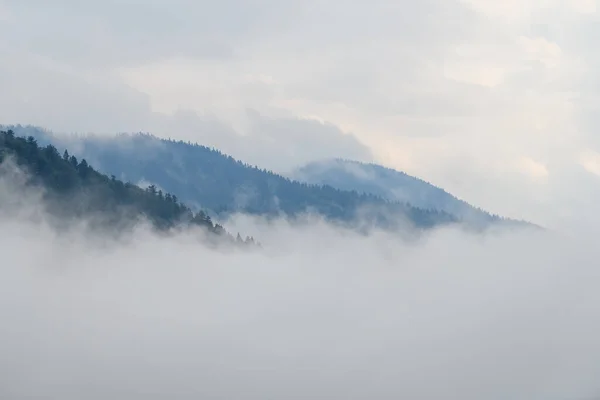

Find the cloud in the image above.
[
  {"left": 578, "top": 150, "right": 600, "bottom": 176},
  {"left": 572, "top": 0, "right": 598, "bottom": 14},
  {"left": 517, "top": 36, "right": 563, "bottom": 67},
  {"left": 0, "top": 47, "right": 154, "bottom": 134},
  {"left": 461, "top": 0, "right": 598, "bottom": 20},
  {"left": 2, "top": 168, "right": 600, "bottom": 399},
  {"left": 240, "top": 110, "right": 373, "bottom": 172},
  {"left": 518, "top": 157, "right": 549, "bottom": 181},
  {"left": 0, "top": 2, "right": 10, "bottom": 22},
  {"left": 1, "top": 0, "right": 283, "bottom": 67},
  {"left": 0, "top": 53, "right": 370, "bottom": 173}
]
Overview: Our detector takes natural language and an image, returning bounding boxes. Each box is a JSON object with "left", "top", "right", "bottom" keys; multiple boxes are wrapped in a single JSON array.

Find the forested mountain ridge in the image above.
[
  {"left": 292, "top": 158, "right": 503, "bottom": 224},
  {"left": 0, "top": 129, "right": 256, "bottom": 245},
  {"left": 8, "top": 125, "right": 461, "bottom": 231}
]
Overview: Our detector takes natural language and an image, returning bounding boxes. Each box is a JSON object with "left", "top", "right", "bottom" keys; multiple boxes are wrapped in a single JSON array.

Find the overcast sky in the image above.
[{"left": 1, "top": 0, "right": 599, "bottom": 231}]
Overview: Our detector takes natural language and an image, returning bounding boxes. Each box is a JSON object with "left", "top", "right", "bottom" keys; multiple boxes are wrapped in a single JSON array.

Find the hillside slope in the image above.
[
  {"left": 8, "top": 125, "right": 459, "bottom": 230},
  {"left": 0, "top": 129, "right": 254, "bottom": 244},
  {"left": 292, "top": 159, "right": 499, "bottom": 224}
]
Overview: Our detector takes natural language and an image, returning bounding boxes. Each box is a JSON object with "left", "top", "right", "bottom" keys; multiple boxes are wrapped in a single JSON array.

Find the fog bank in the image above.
[{"left": 1, "top": 195, "right": 600, "bottom": 399}]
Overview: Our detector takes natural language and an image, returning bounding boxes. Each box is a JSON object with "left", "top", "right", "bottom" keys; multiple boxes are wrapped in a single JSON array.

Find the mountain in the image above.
[
  {"left": 0, "top": 128, "right": 255, "bottom": 246},
  {"left": 292, "top": 159, "right": 507, "bottom": 226},
  {"left": 6, "top": 125, "right": 460, "bottom": 231}
]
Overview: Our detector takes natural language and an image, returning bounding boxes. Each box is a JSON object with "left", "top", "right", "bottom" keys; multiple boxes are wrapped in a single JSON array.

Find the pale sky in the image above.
[{"left": 1, "top": 0, "right": 599, "bottom": 231}]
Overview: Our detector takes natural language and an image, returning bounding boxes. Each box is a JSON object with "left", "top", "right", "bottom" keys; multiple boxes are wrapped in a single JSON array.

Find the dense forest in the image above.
[
  {"left": 0, "top": 129, "right": 256, "bottom": 246},
  {"left": 10, "top": 126, "right": 461, "bottom": 231}
]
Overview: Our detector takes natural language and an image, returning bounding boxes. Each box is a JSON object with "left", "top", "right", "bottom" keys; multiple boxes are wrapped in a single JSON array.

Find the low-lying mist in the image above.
[{"left": 1, "top": 178, "right": 600, "bottom": 400}]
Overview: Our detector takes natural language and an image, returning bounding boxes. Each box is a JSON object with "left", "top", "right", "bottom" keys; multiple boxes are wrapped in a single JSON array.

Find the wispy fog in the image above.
[{"left": 1, "top": 174, "right": 600, "bottom": 399}]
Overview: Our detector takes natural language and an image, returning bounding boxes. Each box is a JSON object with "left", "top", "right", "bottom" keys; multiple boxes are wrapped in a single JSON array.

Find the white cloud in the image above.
[
  {"left": 518, "top": 36, "right": 562, "bottom": 68},
  {"left": 2, "top": 176, "right": 600, "bottom": 399},
  {"left": 0, "top": 3, "right": 10, "bottom": 22},
  {"left": 443, "top": 63, "right": 506, "bottom": 87},
  {"left": 461, "top": 0, "right": 597, "bottom": 20},
  {"left": 459, "top": 0, "right": 537, "bottom": 20},
  {"left": 571, "top": 0, "right": 597, "bottom": 14},
  {"left": 518, "top": 157, "right": 550, "bottom": 181},
  {"left": 579, "top": 150, "right": 600, "bottom": 176}
]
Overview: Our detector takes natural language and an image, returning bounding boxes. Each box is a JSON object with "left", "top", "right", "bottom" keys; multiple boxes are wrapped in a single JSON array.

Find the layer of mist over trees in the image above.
[
  {"left": 292, "top": 158, "right": 503, "bottom": 222},
  {"left": 0, "top": 129, "right": 256, "bottom": 246},
  {"left": 11, "top": 126, "right": 464, "bottom": 230}
]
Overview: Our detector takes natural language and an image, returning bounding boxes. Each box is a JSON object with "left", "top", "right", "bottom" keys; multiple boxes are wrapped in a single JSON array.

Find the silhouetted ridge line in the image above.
[{"left": 0, "top": 129, "right": 257, "bottom": 246}]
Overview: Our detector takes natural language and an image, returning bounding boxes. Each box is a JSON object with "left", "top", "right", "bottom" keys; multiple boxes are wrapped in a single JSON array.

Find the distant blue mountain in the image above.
[
  {"left": 5, "top": 124, "right": 532, "bottom": 232},
  {"left": 292, "top": 159, "right": 512, "bottom": 226}
]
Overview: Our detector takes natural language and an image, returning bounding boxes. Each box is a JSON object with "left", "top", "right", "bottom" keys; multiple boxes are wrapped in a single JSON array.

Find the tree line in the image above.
[{"left": 0, "top": 129, "right": 257, "bottom": 246}]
